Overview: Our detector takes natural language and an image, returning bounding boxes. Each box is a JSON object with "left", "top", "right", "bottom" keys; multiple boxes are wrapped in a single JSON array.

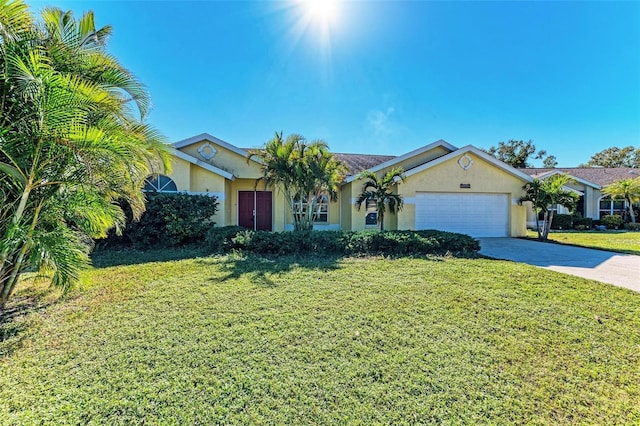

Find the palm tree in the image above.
[
  {"left": 249, "top": 132, "right": 345, "bottom": 231},
  {"left": 602, "top": 177, "right": 640, "bottom": 224},
  {"left": 354, "top": 167, "right": 405, "bottom": 231},
  {"left": 0, "top": 2, "right": 169, "bottom": 309},
  {"left": 520, "top": 174, "right": 578, "bottom": 240}
]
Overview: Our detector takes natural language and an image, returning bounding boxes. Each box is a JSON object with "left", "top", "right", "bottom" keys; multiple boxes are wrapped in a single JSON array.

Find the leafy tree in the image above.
[
  {"left": 582, "top": 146, "right": 640, "bottom": 168},
  {"left": 0, "top": 3, "right": 169, "bottom": 309},
  {"left": 520, "top": 174, "right": 578, "bottom": 240},
  {"left": 542, "top": 155, "right": 558, "bottom": 168},
  {"left": 602, "top": 177, "right": 640, "bottom": 223},
  {"left": 354, "top": 167, "right": 405, "bottom": 231},
  {"left": 249, "top": 132, "right": 345, "bottom": 232},
  {"left": 486, "top": 139, "right": 555, "bottom": 168}
]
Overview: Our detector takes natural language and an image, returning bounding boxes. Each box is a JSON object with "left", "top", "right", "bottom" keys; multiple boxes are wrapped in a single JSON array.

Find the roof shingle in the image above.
[
  {"left": 334, "top": 153, "right": 397, "bottom": 176},
  {"left": 521, "top": 168, "right": 639, "bottom": 187}
]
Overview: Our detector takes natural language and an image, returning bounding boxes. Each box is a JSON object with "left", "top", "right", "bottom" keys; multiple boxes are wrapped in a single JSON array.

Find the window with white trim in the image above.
[
  {"left": 365, "top": 199, "right": 378, "bottom": 226},
  {"left": 599, "top": 197, "right": 625, "bottom": 219},
  {"left": 143, "top": 174, "right": 177, "bottom": 193},
  {"left": 293, "top": 195, "right": 329, "bottom": 222}
]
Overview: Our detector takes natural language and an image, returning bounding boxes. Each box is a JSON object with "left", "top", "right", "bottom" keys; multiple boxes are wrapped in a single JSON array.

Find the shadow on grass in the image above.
[
  {"left": 201, "top": 253, "right": 344, "bottom": 287},
  {"left": 203, "top": 251, "right": 456, "bottom": 287},
  {"left": 0, "top": 283, "right": 59, "bottom": 357},
  {"left": 91, "top": 246, "right": 210, "bottom": 268}
]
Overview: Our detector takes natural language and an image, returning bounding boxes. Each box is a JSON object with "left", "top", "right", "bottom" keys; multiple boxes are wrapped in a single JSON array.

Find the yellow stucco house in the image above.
[{"left": 148, "top": 133, "right": 536, "bottom": 237}]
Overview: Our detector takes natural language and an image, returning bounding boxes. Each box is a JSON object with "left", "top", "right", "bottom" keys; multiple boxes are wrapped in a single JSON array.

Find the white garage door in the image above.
[{"left": 415, "top": 193, "right": 509, "bottom": 237}]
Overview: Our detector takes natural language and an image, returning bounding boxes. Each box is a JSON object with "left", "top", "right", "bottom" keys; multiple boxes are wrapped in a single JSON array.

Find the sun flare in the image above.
[{"left": 302, "top": 0, "right": 339, "bottom": 24}]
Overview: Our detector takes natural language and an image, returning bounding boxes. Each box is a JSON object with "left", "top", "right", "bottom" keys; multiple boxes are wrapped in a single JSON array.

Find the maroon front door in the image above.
[{"left": 238, "top": 191, "right": 272, "bottom": 231}]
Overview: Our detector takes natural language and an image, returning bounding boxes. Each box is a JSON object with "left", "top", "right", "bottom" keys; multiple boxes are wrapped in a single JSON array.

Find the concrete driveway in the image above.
[{"left": 478, "top": 238, "right": 640, "bottom": 292}]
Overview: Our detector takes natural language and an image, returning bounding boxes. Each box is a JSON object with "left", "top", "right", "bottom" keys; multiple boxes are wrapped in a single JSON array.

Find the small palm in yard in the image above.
[
  {"left": 520, "top": 174, "right": 578, "bottom": 240},
  {"left": 354, "top": 167, "right": 405, "bottom": 231},
  {"left": 602, "top": 177, "right": 640, "bottom": 223}
]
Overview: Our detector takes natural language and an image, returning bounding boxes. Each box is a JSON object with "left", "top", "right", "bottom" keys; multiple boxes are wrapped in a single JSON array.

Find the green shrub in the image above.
[
  {"left": 345, "top": 231, "right": 439, "bottom": 256},
  {"left": 573, "top": 217, "right": 593, "bottom": 229},
  {"left": 205, "top": 228, "right": 479, "bottom": 257},
  {"left": 624, "top": 222, "right": 640, "bottom": 231},
  {"left": 601, "top": 215, "right": 624, "bottom": 229},
  {"left": 205, "top": 226, "right": 245, "bottom": 252},
  {"left": 413, "top": 230, "right": 481, "bottom": 253},
  {"left": 551, "top": 214, "right": 573, "bottom": 230},
  {"left": 574, "top": 225, "right": 586, "bottom": 231},
  {"left": 101, "top": 193, "right": 219, "bottom": 249}
]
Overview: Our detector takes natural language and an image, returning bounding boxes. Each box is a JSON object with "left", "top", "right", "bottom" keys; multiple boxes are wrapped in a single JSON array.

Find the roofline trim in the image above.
[
  {"left": 344, "top": 139, "right": 458, "bottom": 182},
  {"left": 172, "top": 132, "right": 249, "bottom": 156},
  {"left": 402, "top": 145, "right": 534, "bottom": 182},
  {"left": 171, "top": 149, "right": 236, "bottom": 180},
  {"left": 534, "top": 170, "right": 601, "bottom": 189}
]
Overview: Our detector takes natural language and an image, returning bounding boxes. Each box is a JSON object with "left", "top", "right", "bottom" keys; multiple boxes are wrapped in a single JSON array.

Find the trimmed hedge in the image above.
[
  {"left": 205, "top": 228, "right": 479, "bottom": 257},
  {"left": 573, "top": 217, "right": 593, "bottom": 229},
  {"left": 100, "top": 193, "right": 219, "bottom": 249},
  {"left": 551, "top": 214, "right": 573, "bottom": 230}
]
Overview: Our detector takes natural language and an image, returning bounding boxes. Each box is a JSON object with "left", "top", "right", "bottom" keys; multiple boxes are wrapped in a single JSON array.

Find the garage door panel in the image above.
[{"left": 415, "top": 193, "right": 508, "bottom": 237}]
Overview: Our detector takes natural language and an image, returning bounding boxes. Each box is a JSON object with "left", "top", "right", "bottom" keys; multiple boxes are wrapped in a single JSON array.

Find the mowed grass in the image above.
[
  {"left": 1, "top": 250, "right": 639, "bottom": 424},
  {"left": 527, "top": 229, "right": 640, "bottom": 255}
]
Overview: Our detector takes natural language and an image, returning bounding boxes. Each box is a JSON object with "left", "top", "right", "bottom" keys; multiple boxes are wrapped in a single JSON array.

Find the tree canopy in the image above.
[
  {"left": 581, "top": 146, "right": 640, "bottom": 168},
  {"left": 486, "top": 140, "right": 556, "bottom": 168},
  {"left": 249, "top": 132, "right": 345, "bottom": 232},
  {"left": 0, "top": 2, "right": 169, "bottom": 309}
]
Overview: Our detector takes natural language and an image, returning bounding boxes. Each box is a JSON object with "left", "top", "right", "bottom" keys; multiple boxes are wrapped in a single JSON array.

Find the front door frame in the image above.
[{"left": 237, "top": 190, "right": 273, "bottom": 231}]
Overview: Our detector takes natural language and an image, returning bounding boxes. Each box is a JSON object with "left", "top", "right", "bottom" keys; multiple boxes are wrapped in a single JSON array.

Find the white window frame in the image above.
[
  {"left": 598, "top": 196, "right": 625, "bottom": 219},
  {"left": 293, "top": 195, "right": 329, "bottom": 223},
  {"left": 143, "top": 174, "right": 178, "bottom": 193}
]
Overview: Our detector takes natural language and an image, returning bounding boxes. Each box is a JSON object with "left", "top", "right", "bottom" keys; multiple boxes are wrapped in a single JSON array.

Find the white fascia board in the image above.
[
  {"left": 171, "top": 149, "right": 235, "bottom": 180},
  {"left": 563, "top": 186, "right": 584, "bottom": 196},
  {"left": 172, "top": 133, "right": 256, "bottom": 159},
  {"left": 536, "top": 169, "right": 601, "bottom": 190},
  {"left": 403, "top": 145, "right": 534, "bottom": 182},
  {"left": 344, "top": 139, "right": 458, "bottom": 183}
]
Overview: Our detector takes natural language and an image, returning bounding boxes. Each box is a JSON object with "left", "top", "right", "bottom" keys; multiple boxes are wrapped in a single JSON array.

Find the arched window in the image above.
[{"left": 143, "top": 174, "right": 177, "bottom": 193}]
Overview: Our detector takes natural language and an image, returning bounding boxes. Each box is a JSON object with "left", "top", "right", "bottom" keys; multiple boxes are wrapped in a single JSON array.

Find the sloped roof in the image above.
[
  {"left": 343, "top": 139, "right": 457, "bottom": 182},
  {"left": 521, "top": 168, "right": 638, "bottom": 187},
  {"left": 404, "top": 146, "right": 533, "bottom": 182},
  {"left": 334, "top": 153, "right": 396, "bottom": 175}
]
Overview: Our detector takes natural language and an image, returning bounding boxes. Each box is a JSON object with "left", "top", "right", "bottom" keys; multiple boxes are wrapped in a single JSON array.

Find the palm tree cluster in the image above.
[
  {"left": 250, "top": 132, "right": 345, "bottom": 232},
  {"left": 0, "top": 1, "right": 169, "bottom": 309},
  {"left": 520, "top": 174, "right": 578, "bottom": 240},
  {"left": 354, "top": 167, "right": 405, "bottom": 231}
]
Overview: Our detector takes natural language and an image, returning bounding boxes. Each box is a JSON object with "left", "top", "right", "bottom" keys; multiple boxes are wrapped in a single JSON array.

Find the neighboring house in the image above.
[
  {"left": 520, "top": 168, "right": 639, "bottom": 228},
  {"left": 148, "top": 133, "right": 540, "bottom": 237}
]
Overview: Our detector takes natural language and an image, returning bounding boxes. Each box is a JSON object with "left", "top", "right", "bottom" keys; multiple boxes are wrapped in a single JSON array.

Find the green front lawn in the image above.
[
  {"left": 527, "top": 230, "right": 640, "bottom": 255},
  {"left": 1, "top": 250, "right": 639, "bottom": 424}
]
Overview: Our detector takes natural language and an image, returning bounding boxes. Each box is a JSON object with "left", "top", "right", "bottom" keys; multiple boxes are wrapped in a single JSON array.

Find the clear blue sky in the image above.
[{"left": 26, "top": 0, "right": 640, "bottom": 166}]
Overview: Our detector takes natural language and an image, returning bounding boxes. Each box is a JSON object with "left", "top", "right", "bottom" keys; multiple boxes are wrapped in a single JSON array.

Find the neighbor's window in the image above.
[
  {"left": 365, "top": 199, "right": 378, "bottom": 226},
  {"left": 143, "top": 174, "right": 178, "bottom": 193},
  {"left": 599, "top": 197, "right": 625, "bottom": 219},
  {"left": 294, "top": 195, "right": 329, "bottom": 222}
]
